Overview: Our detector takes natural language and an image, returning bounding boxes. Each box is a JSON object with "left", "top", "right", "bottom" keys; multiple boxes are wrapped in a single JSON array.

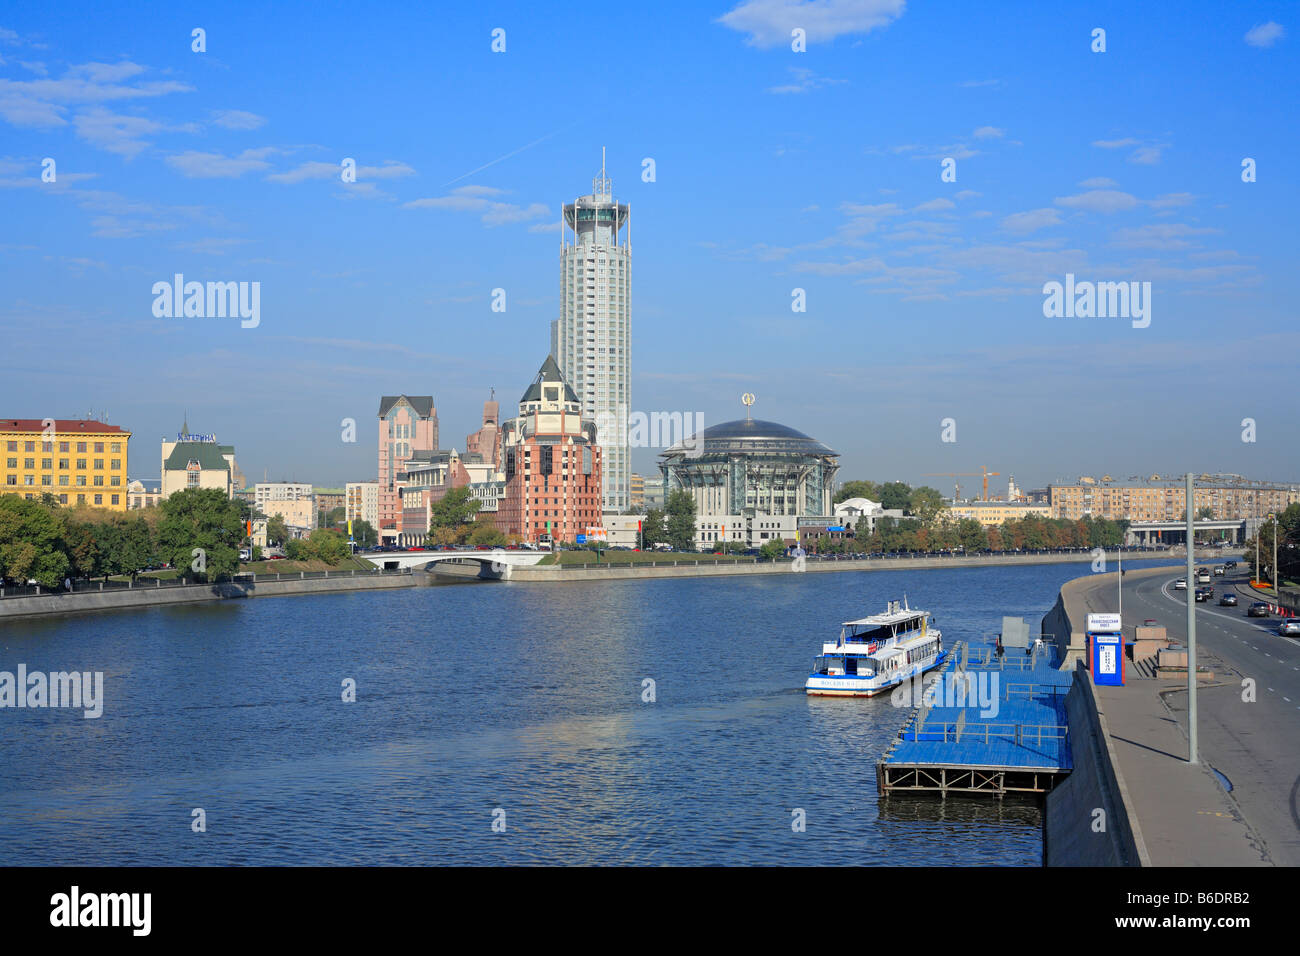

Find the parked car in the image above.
[
  {"left": 1174, "top": 578, "right": 1187, "bottom": 590},
  {"left": 1248, "top": 602, "right": 1271, "bottom": 618},
  {"left": 1219, "top": 594, "right": 1238, "bottom": 607},
  {"left": 1278, "top": 619, "right": 1300, "bottom": 637}
]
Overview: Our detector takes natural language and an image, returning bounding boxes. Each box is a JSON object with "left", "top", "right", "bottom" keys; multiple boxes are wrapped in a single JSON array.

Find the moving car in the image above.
[
  {"left": 1213, "top": 566, "right": 1226, "bottom": 576},
  {"left": 1194, "top": 587, "right": 1210, "bottom": 602},
  {"left": 1174, "top": 578, "right": 1187, "bottom": 590},
  {"left": 1196, "top": 570, "right": 1211, "bottom": 585},
  {"left": 1248, "top": 602, "right": 1271, "bottom": 618},
  {"left": 1278, "top": 619, "right": 1300, "bottom": 637},
  {"left": 1219, "top": 594, "right": 1238, "bottom": 607}
]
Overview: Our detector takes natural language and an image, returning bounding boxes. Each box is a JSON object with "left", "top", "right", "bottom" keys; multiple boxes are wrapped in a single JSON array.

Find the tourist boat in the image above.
[{"left": 805, "top": 598, "right": 945, "bottom": 697}]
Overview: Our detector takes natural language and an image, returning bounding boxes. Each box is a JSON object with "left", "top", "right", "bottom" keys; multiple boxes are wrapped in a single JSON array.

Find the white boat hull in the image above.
[{"left": 805, "top": 652, "right": 946, "bottom": 698}]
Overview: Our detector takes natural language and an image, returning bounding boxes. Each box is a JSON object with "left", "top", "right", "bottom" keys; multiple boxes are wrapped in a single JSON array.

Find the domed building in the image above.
[{"left": 658, "top": 408, "right": 839, "bottom": 548}]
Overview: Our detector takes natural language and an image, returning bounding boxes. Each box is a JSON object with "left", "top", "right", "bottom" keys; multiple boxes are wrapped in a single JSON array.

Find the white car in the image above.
[
  {"left": 1174, "top": 578, "right": 1187, "bottom": 590},
  {"left": 1213, "top": 566, "right": 1225, "bottom": 576}
]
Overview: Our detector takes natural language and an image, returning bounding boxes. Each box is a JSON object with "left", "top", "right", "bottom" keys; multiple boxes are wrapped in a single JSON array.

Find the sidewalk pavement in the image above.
[{"left": 1072, "top": 567, "right": 1271, "bottom": 866}]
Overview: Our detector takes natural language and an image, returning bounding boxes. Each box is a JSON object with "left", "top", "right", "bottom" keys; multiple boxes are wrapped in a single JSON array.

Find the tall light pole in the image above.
[
  {"left": 1185, "top": 472, "right": 1198, "bottom": 765},
  {"left": 1273, "top": 514, "right": 1280, "bottom": 600}
]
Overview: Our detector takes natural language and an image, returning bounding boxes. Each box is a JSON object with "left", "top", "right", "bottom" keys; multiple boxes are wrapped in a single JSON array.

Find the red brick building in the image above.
[{"left": 497, "top": 357, "right": 602, "bottom": 544}]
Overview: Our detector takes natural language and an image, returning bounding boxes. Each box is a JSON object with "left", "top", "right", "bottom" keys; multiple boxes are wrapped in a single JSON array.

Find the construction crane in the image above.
[{"left": 923, "top": 467, "right": 1002, "bottom": 502}]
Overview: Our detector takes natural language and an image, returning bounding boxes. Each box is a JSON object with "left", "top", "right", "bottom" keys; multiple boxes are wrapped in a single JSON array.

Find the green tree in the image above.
[
  {"left": 759, "top": 539, "right": 787, "bottom": 560},
  {"left": 156, "top": 487, "right": 246, "bottom": 582},
  {"left": 664, "top": 490, "right": 697, "bottom": 552},
  {"left": 349, "top": 519, "right": 378, "bottom": 548},
  {"left": 907, "top": 485, "right": 946, "bottom": 522},
  {"left": 0, "top": 496, "right": 69, "bottom": 587},
  {"left": 467, "top": 515, "right": 506, "bottom": 547},
  {"left": 879, "top": 482, "right": 913, "bottom": 511},
  {"left": 956, "top": 518, "right": 987, "bottom": 551},
  {"left": 1196, "top": 506, "right": 1213, "bottom": 520},
  {"left": 640, "top": 508, "right": 667, "bottom": 548},
  {"left": 64, "top": 522, "right": 100, "bottom": 579},
  {"left": 305, "top": 528, "right": 349, "bottom": 565},
  {"left": 267, "top": 514, "right": 289, "bottom": 547},
  {"left": 834, "top": 480, "right": 883, "bottom": 505},
  {"left": 429, "top": 486, "right": 482, "bottom": 543}
]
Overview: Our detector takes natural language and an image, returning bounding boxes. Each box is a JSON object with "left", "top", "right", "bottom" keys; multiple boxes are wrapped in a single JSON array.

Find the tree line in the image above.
[{"left": 0, "top": 488, "right": 360, "bottom": 588}]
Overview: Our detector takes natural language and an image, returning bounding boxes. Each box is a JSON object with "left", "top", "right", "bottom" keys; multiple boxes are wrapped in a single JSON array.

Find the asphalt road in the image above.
[{"left": 1108, "top": 563, "right": 1300, "bottom": 865}]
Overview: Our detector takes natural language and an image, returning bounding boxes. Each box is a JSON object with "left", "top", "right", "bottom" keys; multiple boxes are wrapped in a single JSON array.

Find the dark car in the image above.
[
  {"left": 1194, "top": 587, "right": 1210, "bottom": 602},
  {"left": 1219, "top": 594, "right": 1238, "bottom": 607},
  {"left": 1225, "top": 560, "right": 1238, "bottom": 569},
  {"left": 1248, "top": 602, "right": 1271, "bottom": 618}
]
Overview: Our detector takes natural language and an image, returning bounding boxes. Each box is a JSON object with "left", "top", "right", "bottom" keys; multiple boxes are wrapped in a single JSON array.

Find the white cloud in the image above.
[
  {"left": 1054, "top": 189, "right": 1140, "bottom": 214},
  {"left": 717, "top": 0, "right": 905, "bottom": 49},
  {"left": 266, "top": 159, "right": 414, "bottom": 184},
  {"left": 72, "top": 108, "right": 166, "bottom": 158},
  {"left": 1000, "top": 208, "right": 1062, "bottom": 234},
  {"left": 972, "top": 126, "right": 1003, "bottom": 139},
  {"left": 1146, "top": 192, "right": 1194, "bottom": 209},
  {"left": 211, "top": 109, "right": 266, "bottom": 130},
  {"left": 1245, "top": 21, "right": 1285, "bottom": 48},
  {"left": 767, "top": 66, "right": 846, "bottom": 94},
  {"left": 1092, "top": 138, "right": 1140, "bottom": 149},
  {"left": 1079, "top": 177, "right": 1118, "bottom": 188},
  {"left": 0, "top": 60, "right": 193, "bottom": 141},
  {"left": 914, "top": 197, "right": 955, "bottom": 212},
  {"left": 1110, "top": 223, "right": 1217, "bottom": 250},
  {"left": 403, "top": 185, "right": 549, "bottom": 226},
  {"left": 167, "top": 147, "right": 278, "bottom": 178},
  {"left": 1129, "top": 145, "right": 1163, "bottom": 165}
]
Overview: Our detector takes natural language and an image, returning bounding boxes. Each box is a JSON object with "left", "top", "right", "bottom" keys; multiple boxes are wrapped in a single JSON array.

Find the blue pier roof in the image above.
[{"left": 881, "top": 637, "right": 1075, "bottom": 773}]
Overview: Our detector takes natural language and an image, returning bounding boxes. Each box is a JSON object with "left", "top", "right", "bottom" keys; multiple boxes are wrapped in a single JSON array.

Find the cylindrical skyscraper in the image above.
[{"left": 551, "top": 149, "right": 631, "bottom": 513}]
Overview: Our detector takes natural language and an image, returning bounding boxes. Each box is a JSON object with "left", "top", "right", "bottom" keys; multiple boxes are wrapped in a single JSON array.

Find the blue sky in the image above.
[{"left": 1, "top": 0, "right": 1296, "bottom": 493}]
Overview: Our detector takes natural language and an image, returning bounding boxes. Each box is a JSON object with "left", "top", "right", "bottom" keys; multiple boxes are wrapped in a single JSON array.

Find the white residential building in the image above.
[
  {"left": 551, "top": 149, "right": 631, "bottom": 513},
  {"left": 345, "top": 480, "right": 379, "bottom": 529},
  {"left": 254, "top": 482, "right": 312, "bottom": 509}
]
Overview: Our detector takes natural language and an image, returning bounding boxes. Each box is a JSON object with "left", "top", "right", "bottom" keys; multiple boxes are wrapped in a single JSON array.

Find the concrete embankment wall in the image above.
[
  {"left": 1044, "top": 664, "right": 1149, "bottom": 866},
  {"left": 0, "top": 572, "right": 417, "bottom": 620},
  {"left": 506, "top": 549, "right": 1216, "bottom": 583},
  {"left": 1041, "top": 566, "right": 1176, "bottom": 866}
]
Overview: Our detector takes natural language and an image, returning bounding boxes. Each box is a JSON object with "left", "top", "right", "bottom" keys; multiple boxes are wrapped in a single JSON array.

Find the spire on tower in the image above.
[{"left": 593, "top": 146, "right": 611, "bottom": 197}]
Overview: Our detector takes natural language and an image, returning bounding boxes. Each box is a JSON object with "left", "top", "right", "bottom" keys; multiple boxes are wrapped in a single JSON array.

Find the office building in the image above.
[
  {"left": 550, "top": 151, "right": 631, "bottom": 512},
  {"left": 1, "top": 417, "right": 132, "bottom": 510},
  {"left": 378, "top": 395, "right": 438, "bottom": 544}
]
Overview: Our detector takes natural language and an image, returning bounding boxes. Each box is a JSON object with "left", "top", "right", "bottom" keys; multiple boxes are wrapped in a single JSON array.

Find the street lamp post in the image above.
[
  {"left": 1185, "top": 472, "right": 1198, "bottom": 765},
  {"left": 1273, "top": 515, "right": 1280, "bottom": 600}
]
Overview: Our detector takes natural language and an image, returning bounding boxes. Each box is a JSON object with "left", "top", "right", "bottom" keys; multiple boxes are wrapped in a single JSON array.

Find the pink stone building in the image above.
[{"left": 377, "top": 395, "right": 438, "bottom": 543}]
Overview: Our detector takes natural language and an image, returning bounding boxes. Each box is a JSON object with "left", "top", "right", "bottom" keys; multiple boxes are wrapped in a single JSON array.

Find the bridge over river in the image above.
[{"left": 357, "top": 549, "right": 547, "bottom": 579}]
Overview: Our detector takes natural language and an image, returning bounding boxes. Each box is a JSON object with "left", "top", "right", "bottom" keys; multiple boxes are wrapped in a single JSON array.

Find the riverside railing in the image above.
[{"left": 0, "top": 566, "right": 411, "bottom": 599}]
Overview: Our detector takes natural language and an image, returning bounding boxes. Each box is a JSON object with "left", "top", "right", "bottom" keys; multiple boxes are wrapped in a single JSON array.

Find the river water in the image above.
[{"left": 0, "top": 558, "right": 1170, "bottom": 866}]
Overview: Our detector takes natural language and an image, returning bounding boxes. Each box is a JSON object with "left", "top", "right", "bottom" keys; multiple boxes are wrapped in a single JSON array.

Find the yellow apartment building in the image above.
[{"left": 1, "top": 418, "right": 132, "bottom": 510}]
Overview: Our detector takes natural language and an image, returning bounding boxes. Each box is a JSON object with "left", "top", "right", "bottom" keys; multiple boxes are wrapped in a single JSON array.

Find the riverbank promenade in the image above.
[{"left": 1048, "top": 565, "right": 1271, "bottom": 866}]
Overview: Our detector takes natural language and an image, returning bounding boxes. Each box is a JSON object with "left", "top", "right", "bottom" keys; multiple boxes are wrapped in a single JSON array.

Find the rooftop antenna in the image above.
[{"left": 593, "top": 146, "right": 610, "bottom": 197}]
